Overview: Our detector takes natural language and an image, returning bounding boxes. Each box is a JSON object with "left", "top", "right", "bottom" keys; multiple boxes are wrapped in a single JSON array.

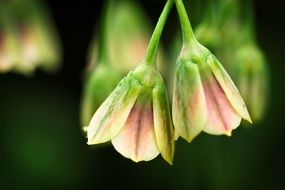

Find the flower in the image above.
[
  {"left": 0, "top": 0, "right": 61, "bottom": 75},
  {"left": 15, "top": 0, "right": 61, "bottom": 74},
  {"left": 87, "top": 64, "right": 174, "bottom": 164},
  {"left": 172, "top": 41, "right": 252, "bottom": 142},
  {"left": 233, "top": 43, "right": 269, "bottom": 122},
  {"left": 172, "top": 0, "right": 251, "bottom": 142}
]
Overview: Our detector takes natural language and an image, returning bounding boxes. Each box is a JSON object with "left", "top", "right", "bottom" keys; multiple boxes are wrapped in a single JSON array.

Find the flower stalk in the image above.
[{"left": 145, "top": 0, "right": 174, "bottom": 66}]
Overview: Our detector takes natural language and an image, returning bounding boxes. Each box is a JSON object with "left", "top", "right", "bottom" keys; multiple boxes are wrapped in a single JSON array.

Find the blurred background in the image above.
[{"left": 1, "top": 0, "right": 285, "bottom": 189}]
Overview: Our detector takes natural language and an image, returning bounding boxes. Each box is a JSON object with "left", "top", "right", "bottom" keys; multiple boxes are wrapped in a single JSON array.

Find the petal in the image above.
[
  {"left": 201, "top": 65, "right": 241, "bottom": 136},
  {"left": 153, "top": 83, "right": 175, "bottom": 164},
  {"left": 112, "top": 90, "right": 159, "bottom": 162},
  {"left": 172, "top": 60, "right": 207, "bottom": 142},
  {"left": 207, "top": 54, "right": 252, "bottom": 123},
  {"left": 87, "top": 76, "right": 142, "bottom": 144}
]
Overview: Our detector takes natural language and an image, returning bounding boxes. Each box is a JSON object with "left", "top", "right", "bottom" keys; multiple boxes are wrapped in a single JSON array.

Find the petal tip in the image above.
[
  {"left": 87, "top": 138, "right": 98, "bottom": 145},
  {"left": 226, "top": 131, "right": 232, "bottom": 137},
  {"left": 247, "top": 116, "right": 253, "bottom": 124}
]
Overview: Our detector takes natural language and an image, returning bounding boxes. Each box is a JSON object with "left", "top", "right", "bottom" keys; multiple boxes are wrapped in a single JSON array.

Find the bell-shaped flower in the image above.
[
  {"left": 87, "top": 64, "right": 174, "bottom": 164},
  {"left": 15, "top": 0, "right": 62, "bottom": 73},
  {"left": 172, "top": 0, "right": 251, "bottom": 142},
  {"left": 0, "top": 0, "right": 61, "bottom": 75},
  {"left": 87, "top": 0, "right": 175, "bottom": 164},
  {"left": 233, "top": 43, "right": 269, "bottom": 122}
]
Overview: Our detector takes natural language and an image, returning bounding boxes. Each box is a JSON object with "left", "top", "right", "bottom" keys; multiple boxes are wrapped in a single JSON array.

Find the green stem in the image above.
[
  {"left": 145, "top": 0, "right": 174, "bottom": 66},
  {"left": 175, "top": 0, "right": 196, "bottom": 46}
]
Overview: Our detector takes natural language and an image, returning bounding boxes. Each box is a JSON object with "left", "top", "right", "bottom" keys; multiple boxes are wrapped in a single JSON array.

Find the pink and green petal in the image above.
[
  {"left": 172, "top": 60, "right": 207, "bottom": 142},
  {"left": 87, "top": 77, "right": 142, "bottom": 144},
  {"left": 153, "top": 83, "right": 175, "bottom": 164},
  {"left": 207, "top": 54, "right": 251, "bottom": 123},
  {"left": 112, "top": 91, "right": 159, "bottom": 162},
  {"left": 201, "top": 67, "right": 241, "bottom": 136}
]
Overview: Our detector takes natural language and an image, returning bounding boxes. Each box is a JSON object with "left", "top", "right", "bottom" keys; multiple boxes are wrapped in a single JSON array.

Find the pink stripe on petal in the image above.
[
  {"left": 112, "top": 97, "right": 159, "bottom": 162},
  {"left": 202, "top": 71, "right": 241, "bottom": 136},
  {"left": 207, "top": 55, "right": 251, "bottom": 123}
]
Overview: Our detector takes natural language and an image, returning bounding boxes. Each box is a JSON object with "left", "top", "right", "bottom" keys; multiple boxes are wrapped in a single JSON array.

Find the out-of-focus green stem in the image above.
[{"left": 145, "top": 0, "right": 174, "bottom": 67}]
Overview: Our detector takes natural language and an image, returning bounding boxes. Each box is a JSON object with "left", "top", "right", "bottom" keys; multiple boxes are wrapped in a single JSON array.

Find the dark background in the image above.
[{"left": 1, "top": 0, "right": 285, "bottom": 189}]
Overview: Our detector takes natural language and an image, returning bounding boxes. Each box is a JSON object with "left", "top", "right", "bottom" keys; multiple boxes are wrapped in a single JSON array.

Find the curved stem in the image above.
[
  {"left": 175, "top": 0, "right": 196, "bottom": 46},
  {"left": 145, "top": 0, "right": 174, "bottom": 67}
]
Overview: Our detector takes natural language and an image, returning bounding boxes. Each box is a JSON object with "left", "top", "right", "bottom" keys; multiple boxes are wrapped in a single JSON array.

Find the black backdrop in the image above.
[{"left": 1, "top": 0, "right": 285, "bottom": 189}]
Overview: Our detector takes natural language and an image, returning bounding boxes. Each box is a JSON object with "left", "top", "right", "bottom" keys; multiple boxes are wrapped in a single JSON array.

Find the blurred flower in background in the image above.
[
  {"left": 231, "top": 0, "right": 269, "bottom": 122},
  {"left": 0, "top": 0, "right": 62, "bottom": 75}
]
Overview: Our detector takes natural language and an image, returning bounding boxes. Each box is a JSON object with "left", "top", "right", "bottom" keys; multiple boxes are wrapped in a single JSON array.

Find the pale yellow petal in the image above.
[
  {"left": 87, "top": 77, "right": 142, "bottom": 144},
  {"left": 153, "top": 83, "right": 175, "bottom": 164},
  {"left": 112, "top": 92, "right": 159, "bottom": 162},
  {"left": 172, "top": 60, "right": 207, "bottom": 142}
]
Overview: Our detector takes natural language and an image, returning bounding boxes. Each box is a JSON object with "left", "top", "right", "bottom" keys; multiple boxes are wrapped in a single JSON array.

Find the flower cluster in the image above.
[{"left": 85, "top": 0, "right": 254, "bottom": 164}]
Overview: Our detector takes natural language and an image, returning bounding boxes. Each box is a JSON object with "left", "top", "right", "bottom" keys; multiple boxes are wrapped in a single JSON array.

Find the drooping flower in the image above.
[
  {"left": 0, "top": 0, "right": 61, "bottom": 75},
  {"left": 87, "top": 64, "right": 174, "bottom": 163},
  {"left": 172, "top": 0, "right": 251, "bottom": 142},
  {"left": 14, "top": 0, "right": 62, "bottom": 73},
  {"left": 87, "top": 0, "right": 175, "bottom": 164}
]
